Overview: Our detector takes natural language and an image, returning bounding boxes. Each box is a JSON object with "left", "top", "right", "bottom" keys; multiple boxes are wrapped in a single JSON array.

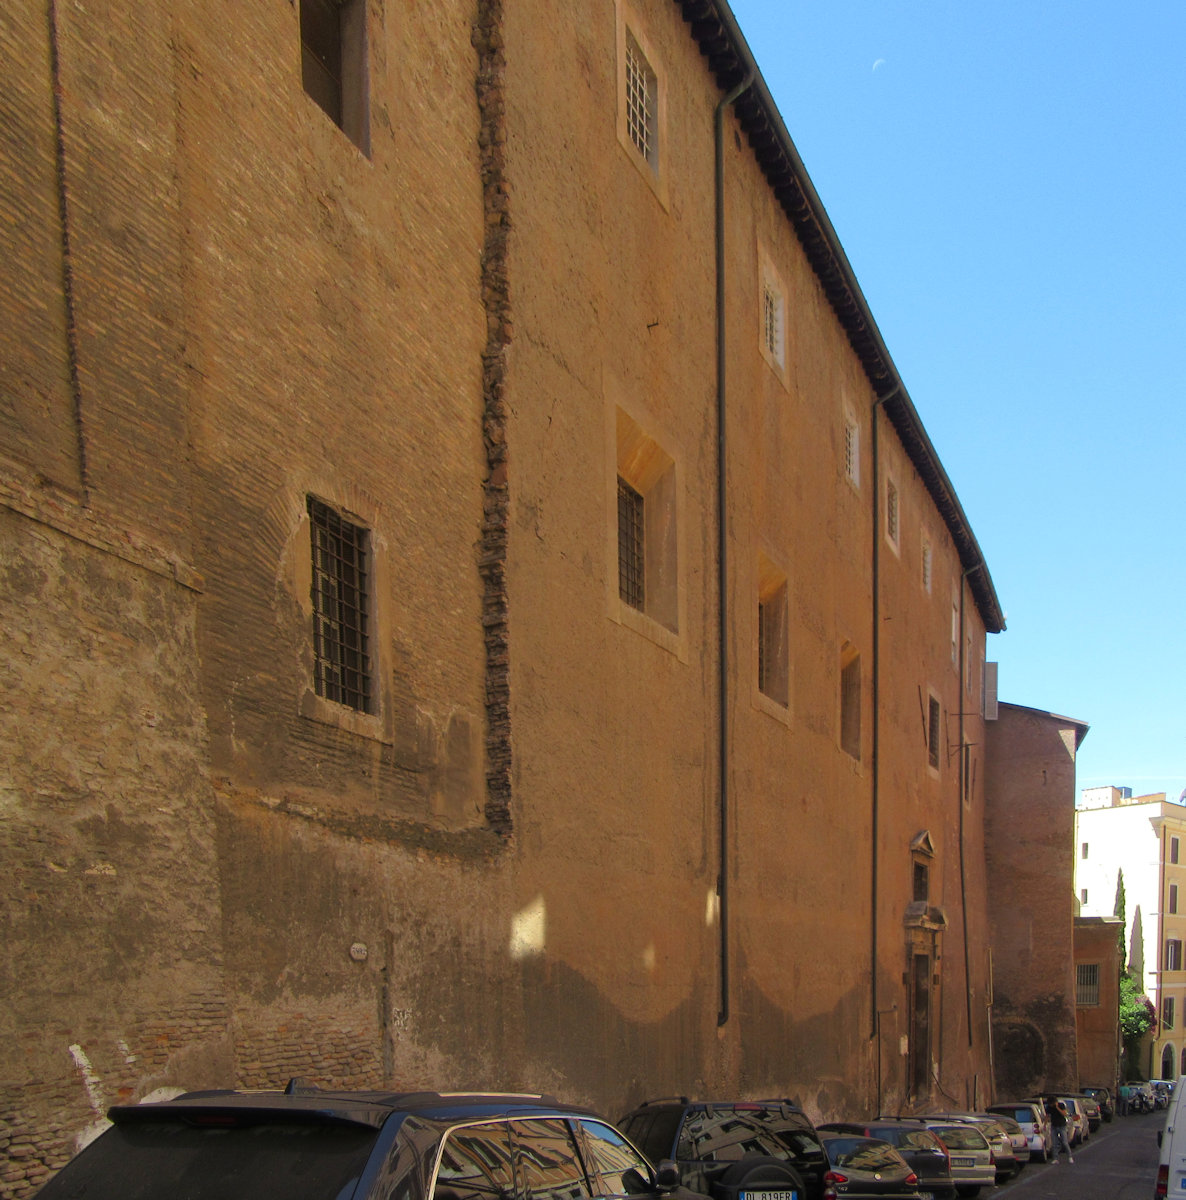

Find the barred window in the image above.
[
  {"left": 617, "top": 477, "right": 645, "bottom": 611},
  {"left": 1075, "top": 963, "right": 1100, "bottom": 1006},
  {"left": 844, "top": 419, "right": 860, "bottom": 487},
  {"left": 309, "top": 496, "right": 372, "bottom": 712},
  {"left": 886, "top": 478, "right": 900, "bottom": 547},
  {"left": 927, "top": 695, "right": 941, "bottom": 769},
  {"left": 624, "top": 32, "right": 657, "bottom": 168}
]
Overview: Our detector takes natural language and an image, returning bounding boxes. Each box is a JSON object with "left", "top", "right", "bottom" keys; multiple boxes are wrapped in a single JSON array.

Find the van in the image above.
[{"left": 1154, "top": 1074, "right": 1186, "bottom": 1198}]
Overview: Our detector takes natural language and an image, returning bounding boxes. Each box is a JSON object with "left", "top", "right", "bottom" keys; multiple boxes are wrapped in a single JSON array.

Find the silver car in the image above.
[
  {"left": 985, "top": 1102, "right": 1050, "bottom": 1162},
  {"left": 922, "top": 1122, "right": 994, "bottom": 1198}
]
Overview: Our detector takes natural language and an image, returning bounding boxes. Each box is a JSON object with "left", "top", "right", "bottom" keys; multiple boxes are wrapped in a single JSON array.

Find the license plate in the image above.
[
  {"left": 740, "top": 1192, "right": 798, "bottom": 1200},
  {"left": 951, "top": 1157, "right": 974, "bottom": 1167}
]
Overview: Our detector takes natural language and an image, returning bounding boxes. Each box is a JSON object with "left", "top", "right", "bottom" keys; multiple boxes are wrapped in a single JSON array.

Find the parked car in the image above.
[
  {"left": 914, "top": 1123, "right": 993, "bottom": 1199},
  {"left": 816, "top": 1133, "right": 922, "bottom": 1199},
  {"left": 33, "top": 1084, "right": 707, "bottom": 1200},
  {"left": 919, "top": 1116, "right": 1018, "bottom": 1183},
  {"left": 817, "top": 1122, "right": 955, "bottom": 1199},
  {"left": 619, "top": 1099, "right": 827, "bottom": 1200},
  {"left": 1080, "top": 1086, "right": 1114, "bottom": 1121},
  {"left": 984, "top": 1102, "right": 1050, "bottom": 1161},
  {"left": 1027, "top": 1095, "right": 1087, "bottom": 1146},
  {"left": 1068, "top": 1092, "right": 1102, "bottom": 1132}
]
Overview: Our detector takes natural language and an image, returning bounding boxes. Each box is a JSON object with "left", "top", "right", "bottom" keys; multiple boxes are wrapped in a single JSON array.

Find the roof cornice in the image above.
[{"left": 675, "top": 0, "right": 1005, "bottom": 633}]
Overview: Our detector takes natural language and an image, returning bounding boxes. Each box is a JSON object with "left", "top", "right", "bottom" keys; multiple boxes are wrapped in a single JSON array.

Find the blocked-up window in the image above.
[
  {"left": 757, "top": 555, "right": 788, "bottom": 707},
  {"left": 921, "top": 537, "right": 932, "bottom": 592},
  {"left": 308, "top": 496, "right": 372, "bottom": 712},
  {"left": 300, "top": 0, "right": 369, "bottom": 153},
  {"left": 840, "top": 643, "right": 861, "bottom": 760},
  {"left": 1075, "top": 963, "right": 1100, "bottom": 1006}
]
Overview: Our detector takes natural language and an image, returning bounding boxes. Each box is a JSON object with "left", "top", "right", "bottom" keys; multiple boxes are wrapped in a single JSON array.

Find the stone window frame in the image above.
[
  {"left": 1076, "top": 962, "right": 1101, "bottom": 1006},
  {"left": 299, "top": 0, "right": 371, "bottom": 155},
  {"left": 615, "top": 2, "right": 669, "bottom": 208},
  {"left": 290, "top": 487, "right": 393, "bottom": 744}
]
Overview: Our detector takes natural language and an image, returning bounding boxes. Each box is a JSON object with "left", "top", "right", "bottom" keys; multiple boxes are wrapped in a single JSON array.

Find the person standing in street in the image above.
[{"left": 1046, "top": 1097, "right": 1073, "bottom": 1163}]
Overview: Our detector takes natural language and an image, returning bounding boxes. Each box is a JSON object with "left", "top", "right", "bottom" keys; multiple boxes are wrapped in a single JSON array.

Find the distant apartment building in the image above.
[{"left": 1076, "top": 786, "right": 1186, "bottom": 1078}]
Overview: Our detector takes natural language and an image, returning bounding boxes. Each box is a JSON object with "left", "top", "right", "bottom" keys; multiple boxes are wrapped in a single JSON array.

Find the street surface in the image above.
[{"left": 996, "top": 1108, "right": 1161, "bottom": 1200}]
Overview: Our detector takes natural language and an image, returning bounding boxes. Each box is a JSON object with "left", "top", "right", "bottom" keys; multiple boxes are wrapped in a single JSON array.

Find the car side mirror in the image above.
[{"left": 653, "top": 1160, "right": 682, "bottom": 1192}]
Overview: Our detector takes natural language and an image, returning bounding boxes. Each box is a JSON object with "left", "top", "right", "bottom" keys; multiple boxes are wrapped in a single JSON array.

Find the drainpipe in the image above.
[
  {"left": 715, "top": 69, "right": 754, "bottom": 1029},
  {"left": 870, "top": 386, "right": 898, "bottom": 1040},
  {"left": 957, "top": 564, "right": 983, "bottom": 1050}
]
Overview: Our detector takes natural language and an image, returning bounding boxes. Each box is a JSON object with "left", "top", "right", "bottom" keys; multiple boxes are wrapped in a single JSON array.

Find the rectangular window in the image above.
[
  {"left": 1168, "top": 939, "right": 1183, "bottom": 971},
  {"left": 885, "top": 479, "right": 900, "bottom": 548},
  {"left": 1075, "top": 963, "right": 1100, "bottom": 1006},
  {"left": 844, "top": 419, "right": 860, "bottom": 487},
  {"left": 757, "top": 557, "right": 789, "bottom": 708},
  {"left": 927, "top": 694, "right": 941, "bottom": 769},
  {"left": 950, "top": 595, "right": 959, "bottom": 666},
  {"left": 1172, "top": 884, "right": 1179, "bottom": 915},
  {"left": 1081, "top": 842, "right": 1089, "bottom": 859},
  {"left": 308, "top": 496, "right": 372, "bottom": 713},
  {"left": 1080, "top": 888, "right": 1088, "bottom": 905},
  {"left": 1165, "top": 997, "right": 1177, "bottom": 1030},
  {"left": 300, "top": 0, "right": 369, "bottom": 153},
  {"left": 625, "top": 31, "right": 658, "bottom": 169},
  {"left": 617, "top": 477, "right": 645, "bottom": 611},
  {"left": 921, "top": 538, "right": 932, "bottom": 592},
  {"left": 1173, "top": 836, "right": 1181, "bottom": 865},
  {"left": 762, "top": 282, "right": 785, "bottom": 369},
  {"left": 840, "top": 644, "right": 861, "bottom": 761}
]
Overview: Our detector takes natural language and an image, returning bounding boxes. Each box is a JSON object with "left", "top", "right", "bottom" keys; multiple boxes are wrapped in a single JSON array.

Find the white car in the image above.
[
  {"left": 1156, "top": 1074, "right": 1186, "bottom": 1198},
  {"left": 986, "top": 1102, "right": 1050, "bottom": 1162}
]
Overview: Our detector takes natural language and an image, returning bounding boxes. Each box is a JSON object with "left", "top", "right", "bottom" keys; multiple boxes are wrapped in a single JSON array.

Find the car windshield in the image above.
[
  {"left": 882, "top": 1129, "right": 942, "bottom": 1152},
  {"left": 823, "top": 1138, "right": 902, "bottom": 1171},
  {"left": 34, "top": 1119, "right": 379, "bottom": 1200},
  {"left": 930, "top": 1126, "right": 986, "bottom": 1151},
  {"left": 677, "top": 1107, "right": 821, "bottom": 1163}
]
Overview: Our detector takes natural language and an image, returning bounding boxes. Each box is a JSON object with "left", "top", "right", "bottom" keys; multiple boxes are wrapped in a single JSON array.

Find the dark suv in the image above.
[
  {"left": 34, "top": 1082, "right": 709, "bottom": 1200},
  {"left": 618, "top": 1099, "right": 826, "bottom": 1200}
]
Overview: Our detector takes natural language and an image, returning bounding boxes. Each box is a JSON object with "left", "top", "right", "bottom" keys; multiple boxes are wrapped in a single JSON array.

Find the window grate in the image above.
[
  {"left": 1076, "top": 963, "right": 1100, "bottom": 1006},
  {"left": 309, "top": 496, "right": 372, "bottom": 713},
  {"left": 886, "top": 479, "right": 900, "bottom": 545},
  {"left": 763, "top": 284, "right": 783, "bottom": 367},
  {"left": 844, "top": 420, "right": 859, "bottom": 486},
  {"left": 625, "top": 33, "right": 657, "bottom": 167},
  {"left": 617, "top": 477, "right": 645, "bottom": 610}
]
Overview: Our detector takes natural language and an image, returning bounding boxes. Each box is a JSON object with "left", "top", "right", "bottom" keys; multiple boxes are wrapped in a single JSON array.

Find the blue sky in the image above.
[{"left": 726, "top": 0, "right": 1186, "bottom": 802}]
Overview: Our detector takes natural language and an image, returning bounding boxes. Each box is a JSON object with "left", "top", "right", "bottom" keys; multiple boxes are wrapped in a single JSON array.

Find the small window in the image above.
[
  {"left": 308, "top": 496, "right": 372, "bottom": 713},
  {"left": 1165, "top": 997, "right": 1177, "bottom": 1031},
  {"left": 1172, "top": 883, "right": 1179, "bottom": 915},
  {"left": 885, "top": 478, "right": 900, "bottom": 549},
  {"left": 757, "top": 556, "right": 789, "bottom": 708},
  {"left": 1173, "top": 836, "right": 1181, "bottom": 865},
  {"left": 1075, "top": 963, "right": 1100, "bottom": 1006},
  {"left": 624, "top": 30, "right": 658, "bottom": 169},
  {"left": 615, "top": 408, "right": 678, "bottom": 635},
  {"left": 840, "top": 644, "right": 861, "bottom": 761},
  {"left": 921, "top": 537, "right": 932, "bottom": 592},
  {"left": 762, "top": 279, "right": 785, "bottom": 370},
  {"left": 300, "top": 0, "right": 369, "bottom": 153},
  {"left": 844, "top": 418, "right": 860, "bottom": 488},
  {"left": 1168, "top": 939, "right": 1183, "bottom": 972},
  {"left": 617, "top": 478, "right": 645, "bottom": 610},
  {"left": 927, "top": 694, "right": 941, "bottom": 769},
  {"left": 950, "top": 594, "right": 959, "bottom": 666},
  {"left": 1081, "top": 841, "right": 1089, "bottom": 859},
  {"left": 1080, "top": 888, "right": 1088, "bottom": 905}
]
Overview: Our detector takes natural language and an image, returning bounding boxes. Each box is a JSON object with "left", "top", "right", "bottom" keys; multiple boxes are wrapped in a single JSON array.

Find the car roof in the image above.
[{"left": 108, "top": 1086, "right": 584, "bottom": 1131}]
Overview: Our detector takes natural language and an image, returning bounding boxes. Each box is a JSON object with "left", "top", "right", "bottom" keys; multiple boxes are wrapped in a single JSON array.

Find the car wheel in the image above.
[{"left": 717, "top": 1156, "right": 807, "bottom": 1200}]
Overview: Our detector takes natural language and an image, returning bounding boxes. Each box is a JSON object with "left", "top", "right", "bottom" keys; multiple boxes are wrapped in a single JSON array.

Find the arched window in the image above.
[{"left": 1162, "top": 1043, "right": 1176, "bottom": 1079}]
